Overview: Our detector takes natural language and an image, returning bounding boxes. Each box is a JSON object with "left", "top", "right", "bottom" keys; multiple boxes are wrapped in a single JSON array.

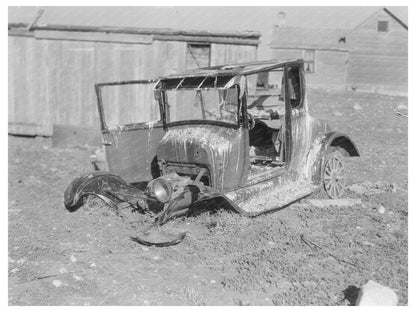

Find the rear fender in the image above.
[
  {"left": 64, "top": 171, "right": 138, "bottom": 211},
  {"left": 305, "top": 132, "right": 360, "bottom": 184}
]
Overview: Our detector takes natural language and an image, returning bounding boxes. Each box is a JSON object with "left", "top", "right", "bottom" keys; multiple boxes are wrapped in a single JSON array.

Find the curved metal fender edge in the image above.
[
  {"left": 325, "top": 131, "right": 360, "bottom": 157},
  {"left": 190, "top": 187, "right": 269, "bottom": 218},
  {"left": 63, "top": 171, "right": 130, "bottom": 211},
  {"left": 306, "top": 131, "right": 360, "bottom": 184}
]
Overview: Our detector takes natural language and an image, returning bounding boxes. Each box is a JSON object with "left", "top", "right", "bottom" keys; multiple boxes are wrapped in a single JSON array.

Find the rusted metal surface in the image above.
[
  {"left": 102, "top": 123, "right": 165, "bottom": 183},
  {"left": 157, "top": 124, "right": 249, "bottom": 191},
  {"left": 65, "top": 59, "right": 360, "bottom": 241}
]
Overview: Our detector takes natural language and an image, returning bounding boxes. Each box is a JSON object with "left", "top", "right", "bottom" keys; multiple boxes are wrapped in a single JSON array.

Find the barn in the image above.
[
  {"left": 8, "top": 16, "right": 260, "bottom": 145},
  {"left": 270, "top": 7, "right": 408, "bottom": 95}
]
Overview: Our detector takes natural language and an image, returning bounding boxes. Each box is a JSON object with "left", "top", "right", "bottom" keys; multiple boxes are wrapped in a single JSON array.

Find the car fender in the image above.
[
  {"left": 305, "top": 131, "right": 360, "bottom": 184},
  {"left": 188, "top": 185, "right": 253, "bottom": 216},
  {"left": 63, "top": 171, "right": 136, "bottom": 211}
]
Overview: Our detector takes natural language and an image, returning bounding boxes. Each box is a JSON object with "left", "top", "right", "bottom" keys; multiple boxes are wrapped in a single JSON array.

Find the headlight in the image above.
[{"left": 150, "top": 178, "right": 172, "bottom": 203}]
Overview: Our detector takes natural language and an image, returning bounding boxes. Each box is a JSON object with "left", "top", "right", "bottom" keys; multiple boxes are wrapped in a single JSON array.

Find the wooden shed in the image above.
[{"left": 8, "top": 23, "right": 260, "bottom": 144}]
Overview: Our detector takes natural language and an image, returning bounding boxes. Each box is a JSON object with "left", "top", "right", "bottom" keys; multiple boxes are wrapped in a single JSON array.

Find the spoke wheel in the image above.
[{"left": 323, "top": 152, "right": 346, "bottom": 199}]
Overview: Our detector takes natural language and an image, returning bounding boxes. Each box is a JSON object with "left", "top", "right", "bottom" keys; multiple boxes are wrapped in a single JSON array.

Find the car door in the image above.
[
  {"left": 285, "top": 64, "right": 310, "bottom": 171},
  {"left": 96, "top": 80, "right": 165, "bottom": 183}
]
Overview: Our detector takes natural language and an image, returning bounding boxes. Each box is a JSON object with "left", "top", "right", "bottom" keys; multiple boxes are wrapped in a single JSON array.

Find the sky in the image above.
[{"left": 9, "top": 6, "right": 408, "bottom": 59}]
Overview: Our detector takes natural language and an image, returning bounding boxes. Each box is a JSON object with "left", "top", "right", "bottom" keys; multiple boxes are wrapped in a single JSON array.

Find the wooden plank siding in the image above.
[
  {"left": 345, "top": 10, "right": 408, "bottom": 95},
  {"left": 307, "top": 50, "right": 348, "bottom": 90},
  {"left": 8, "top": 29, "right": 258, "bottom": 140},
  {"left": 347, "top": 54, "right": 407, "bottom": 94},
  {"left": 271, "top": 48, "right": 303, "bottom": 61},
  {"left": 272, "top": 48, "right": 348, "bottom": 91},
  {"left": 8, "top": 36, "right": 53, "bottom": 136},
  {"left": 211, "top": 43, "right": 257, "bottom": 66}
]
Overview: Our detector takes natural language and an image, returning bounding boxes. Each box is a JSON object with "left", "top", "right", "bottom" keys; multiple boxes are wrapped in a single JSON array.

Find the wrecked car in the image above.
[{"left": 65, "top": 59, "right": 359, "bottom": 230}]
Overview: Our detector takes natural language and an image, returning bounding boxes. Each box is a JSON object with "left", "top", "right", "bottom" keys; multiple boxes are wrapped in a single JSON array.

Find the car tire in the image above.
[{"left": 322, "top": 148, "right": 347, "bottom": 199}]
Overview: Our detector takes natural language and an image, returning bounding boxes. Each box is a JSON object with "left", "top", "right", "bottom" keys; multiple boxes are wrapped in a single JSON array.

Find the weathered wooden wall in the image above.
[
  {"left": 308, "top": 50, "right": 348, "bottom": 90},
  {"left": 9, "top": 35, "right": 54, "bottom": 136},
  {"left": 271, "top": 48, "right": 348, "bottom": 90},
  {"left": 346, "top": 10, "right": 408, "bottom": 95},
  {"left": 211, "top": 43, "right": 257, "bottom": 66},
  {"left": 58, "top": 40, "right": 155, "bottom": 128},
  {"left": 8, "top": 32, "right": 156, "bottom": 137},
  {"left": 8, "top": 29, "right": 258, "bottom": 141}
]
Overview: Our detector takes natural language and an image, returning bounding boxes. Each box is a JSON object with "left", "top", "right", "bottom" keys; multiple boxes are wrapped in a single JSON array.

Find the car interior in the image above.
[{"left": 246, "top": 67, "right": 301, "bottom": 176}]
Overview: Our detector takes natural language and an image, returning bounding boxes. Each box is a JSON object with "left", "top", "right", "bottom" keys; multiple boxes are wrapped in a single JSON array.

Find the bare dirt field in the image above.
[{"left": 8, "top": 89, "right": 408, "bottom": 306}]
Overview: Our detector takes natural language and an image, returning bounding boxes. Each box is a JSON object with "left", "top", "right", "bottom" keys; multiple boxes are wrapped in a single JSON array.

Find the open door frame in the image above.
[{"left": 95, "top": 79, "right": 165, "bottom": 184}]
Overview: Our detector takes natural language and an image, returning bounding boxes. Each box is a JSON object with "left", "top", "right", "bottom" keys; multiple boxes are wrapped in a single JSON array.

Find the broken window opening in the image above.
[
  {"left": 163, "top": 84, "right": 240, "bottom": 126},
  {"left": 99, "top": 82, "right": 161, "bottom": 129}
]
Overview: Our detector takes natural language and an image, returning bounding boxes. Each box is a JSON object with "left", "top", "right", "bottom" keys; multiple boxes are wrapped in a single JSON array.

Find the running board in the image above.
[{"left": 224, "top": 178, "right": 317, "bottom": 216}]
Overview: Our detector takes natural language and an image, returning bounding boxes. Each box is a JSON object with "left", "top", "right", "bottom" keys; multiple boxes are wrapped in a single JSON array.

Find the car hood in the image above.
[{"left": 156, "top": 124, "right": 244, "bottom": 189}]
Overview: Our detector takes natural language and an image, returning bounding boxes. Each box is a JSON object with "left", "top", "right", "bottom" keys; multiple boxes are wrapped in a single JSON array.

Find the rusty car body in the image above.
[{"left": 65, "top": 59, "right": 359, "bottom": 225}]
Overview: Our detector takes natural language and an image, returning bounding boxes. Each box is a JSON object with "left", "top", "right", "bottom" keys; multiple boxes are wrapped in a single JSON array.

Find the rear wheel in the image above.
[{"left": 323, "top": 150, "right": 346, "bottom": 199}]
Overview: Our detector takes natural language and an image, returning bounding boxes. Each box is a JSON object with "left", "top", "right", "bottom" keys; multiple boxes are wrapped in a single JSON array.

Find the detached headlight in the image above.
[{"left": 149, "top": 178, "right": 172, "bottom": 203}]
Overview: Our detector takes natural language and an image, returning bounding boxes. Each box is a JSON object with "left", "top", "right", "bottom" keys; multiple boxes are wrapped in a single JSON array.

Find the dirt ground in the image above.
[{"left": 8, "top": 89, "right": 408, "bottom": 306}]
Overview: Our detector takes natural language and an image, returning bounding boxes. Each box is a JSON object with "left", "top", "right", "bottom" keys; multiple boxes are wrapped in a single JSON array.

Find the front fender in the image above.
[
  {"left": 64, "top": 171, "right": 138, "bottom": 211},
  {"left": 305, "top": 131, "right": 360, "bottom": 184}
]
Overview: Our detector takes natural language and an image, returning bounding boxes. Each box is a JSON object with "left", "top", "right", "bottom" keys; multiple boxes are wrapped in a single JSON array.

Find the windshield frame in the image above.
[{"left": 158, "top": 80, "right": 242, "bottom": 130}]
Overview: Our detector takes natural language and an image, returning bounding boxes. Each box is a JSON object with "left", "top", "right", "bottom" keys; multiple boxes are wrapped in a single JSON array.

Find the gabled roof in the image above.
[
  {"left": 384, "top": 8, "right": 408, "bottom": 29},
  {"left": 339, "top": 7, "right": 408, "bottom": 42},
  {"left": 270, "top": 27, "right": 348, "bottom": 51}
]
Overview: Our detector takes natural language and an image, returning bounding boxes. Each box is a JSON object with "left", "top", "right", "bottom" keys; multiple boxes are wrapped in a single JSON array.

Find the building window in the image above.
[
  {"left": 303, "top": 49, "right": 315, "bottom": 73},
  {"left": 186, "top": 44, "right": 210, "bottom": 70},
  {"left": 256, "top": 72, "right": 269, "bottom": 89},
  {"left": 378, "top": 20, "right": 389, "bottom": 32}
]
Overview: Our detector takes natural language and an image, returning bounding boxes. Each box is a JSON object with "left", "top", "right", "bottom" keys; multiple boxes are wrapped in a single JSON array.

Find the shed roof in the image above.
[
  {"left": 8, "top": 6, "right": 407, "bottom": 33},
  {"left": 8, "top": 22, "right": 261, "bottom": 40},
  {"left": 8, "top": 22, "right": 261, "bottom": 46},
  {"left": 8, "top": 7, "right": 262, "bottom": 39}
]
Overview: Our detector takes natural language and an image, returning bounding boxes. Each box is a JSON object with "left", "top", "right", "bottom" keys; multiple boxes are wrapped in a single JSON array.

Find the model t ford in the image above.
[{"left": 65, "top": 59, "right": 359, "bottom": 228}]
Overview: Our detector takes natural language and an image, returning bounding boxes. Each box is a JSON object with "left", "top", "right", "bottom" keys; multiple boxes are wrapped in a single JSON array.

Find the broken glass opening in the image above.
[{"left": 164, "top": 85, "right": 240, "bottom": 125}]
